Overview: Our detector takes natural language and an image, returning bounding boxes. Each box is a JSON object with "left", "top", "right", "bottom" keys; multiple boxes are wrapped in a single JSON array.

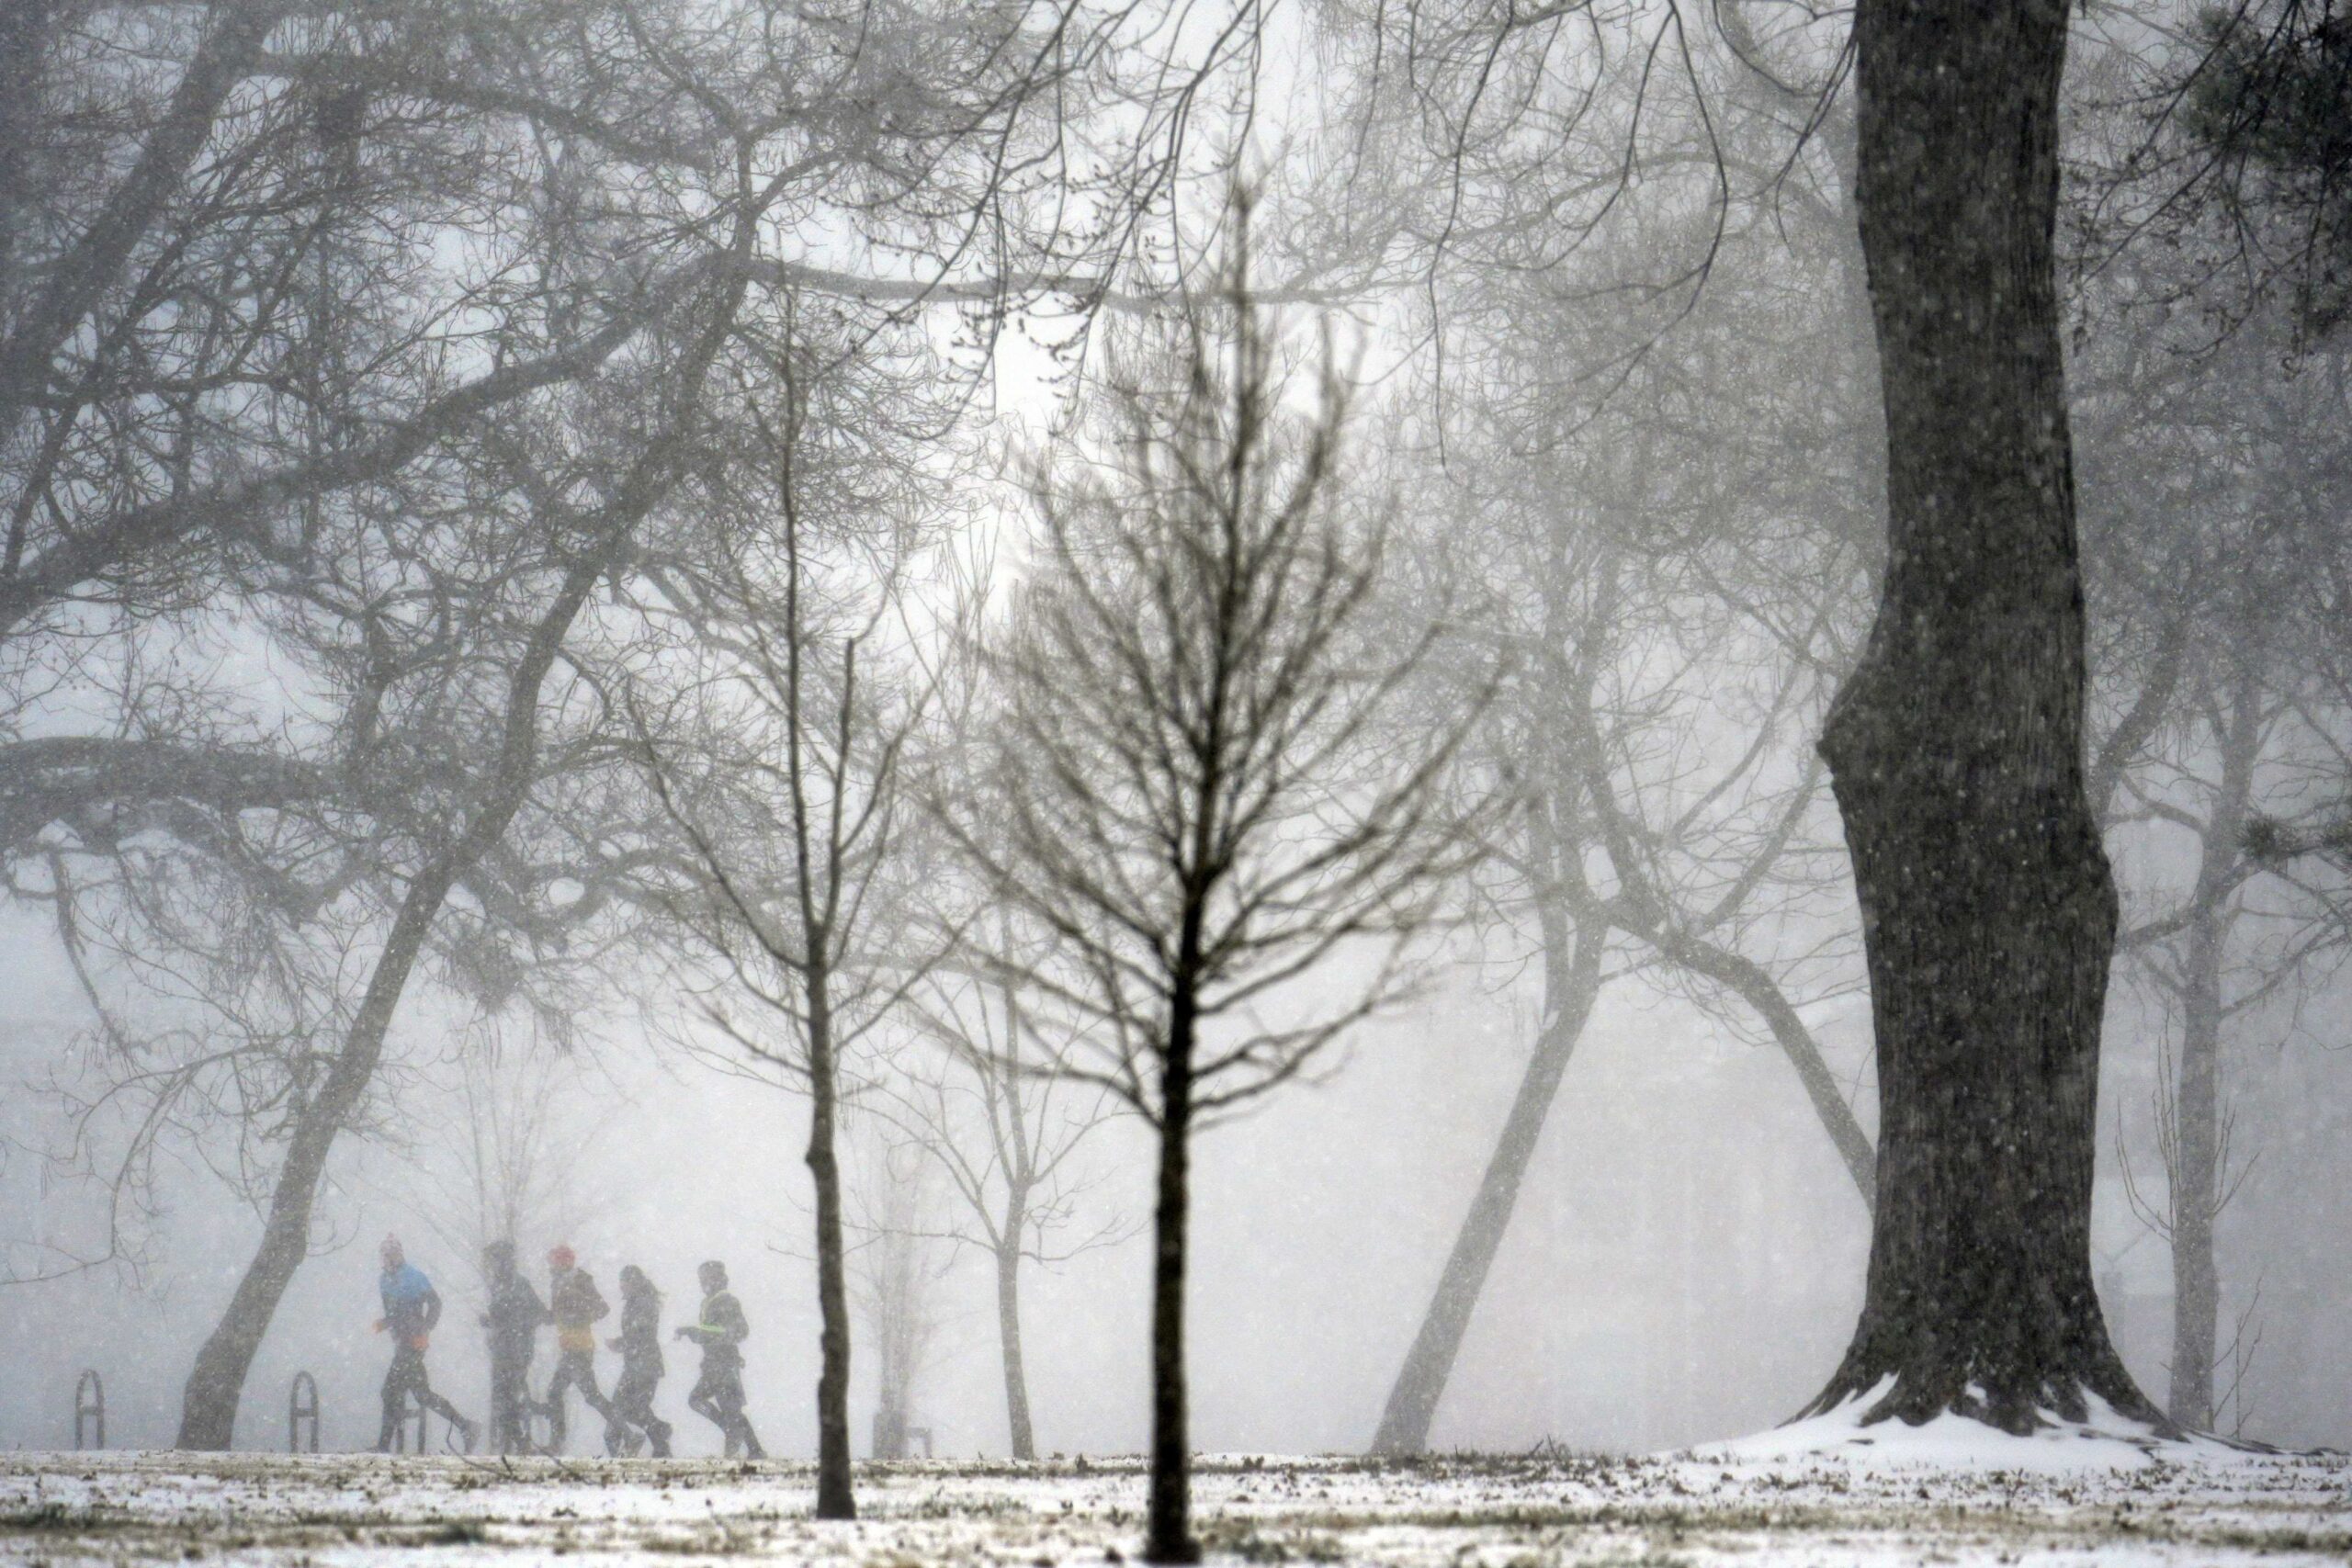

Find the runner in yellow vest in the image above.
[{"left": 540, "top": 1244, "right": 620, "bottom": 1452}]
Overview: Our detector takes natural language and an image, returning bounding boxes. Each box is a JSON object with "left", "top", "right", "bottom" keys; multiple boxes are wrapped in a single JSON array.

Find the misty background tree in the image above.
[{"left": 881, "top": 902, "right": 1136, "bottom": 1461}]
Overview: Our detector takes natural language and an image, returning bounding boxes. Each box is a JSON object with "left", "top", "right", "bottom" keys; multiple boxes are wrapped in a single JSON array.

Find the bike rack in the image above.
[
  {"left": 288, "top": 1371, "right": 321, "bottom": 1453},
  {"left": 74, "top": 1370, "right": 104, "bottom": 1450},
  {"left": 395, "top": 1392, "right": 431, "bottom": 1454}
]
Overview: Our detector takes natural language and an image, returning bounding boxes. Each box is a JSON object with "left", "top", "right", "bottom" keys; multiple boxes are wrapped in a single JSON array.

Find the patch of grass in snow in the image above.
[
  {"left": 2190, "top": 1523, "right": 2352, "bottom": 1552},
  {"left": 1198, "top": 1518, "right": 1348, "bottom": 1562},
  {"left": 0, "top": 1501, "right": 98, "bottom": 1531}
]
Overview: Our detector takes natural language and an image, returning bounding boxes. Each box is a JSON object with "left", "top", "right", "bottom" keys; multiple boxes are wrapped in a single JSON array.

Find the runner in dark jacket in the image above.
[
  {"left": 540, "top": 1244, "right": 619, "bottom": 1451},
  {"left": 605, "top": 1264, "right": 673, "bottom": 1456},
  {"left": 675, "top": 1259, "right": 763, "bottom": 1459},
  {"left": 374, "top": 1235, "right": 477, "bottom": 1452},
  {"left": 479, "top": 1240, "right": 549, "bottom": 1454}
]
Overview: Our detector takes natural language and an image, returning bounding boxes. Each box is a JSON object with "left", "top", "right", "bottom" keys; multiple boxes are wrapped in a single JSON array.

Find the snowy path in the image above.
[{"left": 2, "top": 1447, "right": 2346, "bottom": 1564}]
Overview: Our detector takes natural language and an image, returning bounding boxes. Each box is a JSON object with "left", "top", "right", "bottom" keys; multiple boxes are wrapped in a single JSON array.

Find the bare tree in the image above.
[
  {"left": 0, "top": 0, "right": 738, "bottom": 655},
  {"left": 396, "top": 1017, "right": 610, "bottom": 1281},
  {"left": 946, "top": 209, "right": 1493, "bottom": 1562},
  {"left": 1364, "top": 151, "right": 1883, "bottom": 1450},
  {"left": 630, "top": 319, "right": 950, "bottom": 1517},
  {"left": 2070, "top": 94, "right": 2352, "bottom": 1432},
  {"left": 880, "top": 915, "right": 1135, "bottom": 1460},
  {"left": 1295, "top": 0, "right": 2171, "bottom": 1436},
  {"left": 1371, "top": 459, "right": 1874, "bottom": 1451},
  {"left": 1334, "top": 0, "right": 2265, "bottom": 1442},
  {"left": 848, "top": 1134, "right": 951, "bottom": 1461}
]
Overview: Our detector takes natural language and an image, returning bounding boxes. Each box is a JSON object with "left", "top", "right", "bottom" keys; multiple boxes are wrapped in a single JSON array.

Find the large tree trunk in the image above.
[
  {"left": 0, "top": 0, "right": 50, "bottom": 303},
  {"left": 1370, "top": 904, "right": 1604, "bottom": 1455},
  {"left": 1806, "top": 0, "right": 2162, "bottom": 1432},
  {"left": 995, "top": 1233, "right": 1037, "bottom": 1461},
  {"left": 1146, "top": 1000, "right": 1197, "bottom": 1565},
  {"left": 807, "top": 973, "right": 856, "bottom": 1517}
]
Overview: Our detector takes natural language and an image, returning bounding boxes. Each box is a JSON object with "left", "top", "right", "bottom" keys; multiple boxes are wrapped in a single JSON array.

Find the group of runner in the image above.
[{"left": 372, "top": 1235, "right": 764, "bottom": 1459}]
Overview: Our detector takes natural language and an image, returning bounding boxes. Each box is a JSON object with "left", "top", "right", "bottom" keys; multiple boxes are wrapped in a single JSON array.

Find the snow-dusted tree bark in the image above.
[{"left": 1804, "top": 0, "right": 2160, "bottom": 1431}]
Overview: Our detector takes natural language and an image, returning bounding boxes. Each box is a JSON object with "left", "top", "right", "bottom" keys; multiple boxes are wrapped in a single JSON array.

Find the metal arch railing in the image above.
[
  {"left": 74, "top": 1370, "right": 104, "bottom": 1450},
  {"left": 392, "top": 1392, "right": 431, "bottom": 1454},
  {"left": 288, "top": 1371, "right": 321, "bottom": 1453}
]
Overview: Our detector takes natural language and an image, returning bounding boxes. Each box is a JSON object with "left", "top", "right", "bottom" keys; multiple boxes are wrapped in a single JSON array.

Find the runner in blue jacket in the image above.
[{"left": 374, "top": 1235, "right": 477, "bottom": 1452}]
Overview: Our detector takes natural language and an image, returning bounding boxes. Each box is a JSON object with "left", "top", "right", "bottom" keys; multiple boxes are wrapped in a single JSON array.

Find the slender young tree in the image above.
[
  {"left": 847, "top": 1134, "right": 951, "bottom": 1461},
  {"left": 949, "top": 209, "right": 1493, "bottom": 1562},
  {"left": 632, "top": 322, "right": 950, "bottom": 1516}
]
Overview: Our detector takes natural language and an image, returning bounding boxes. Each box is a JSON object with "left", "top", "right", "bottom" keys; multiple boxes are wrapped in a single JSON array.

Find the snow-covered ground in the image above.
[{"left": 2, "top": 1440, "right": 2345, "bottom": 1565}]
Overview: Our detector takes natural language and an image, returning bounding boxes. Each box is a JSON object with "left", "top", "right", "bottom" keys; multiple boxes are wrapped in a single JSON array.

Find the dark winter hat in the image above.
[{"left": 698, "top": 1259, "right": 728, "bottom": 1292}]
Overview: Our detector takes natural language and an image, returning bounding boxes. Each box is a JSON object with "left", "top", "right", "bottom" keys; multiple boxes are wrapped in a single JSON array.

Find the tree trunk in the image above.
[
  {"left": 2165, "top": 663, "right": 2260, "bottom": 1430},
  {"left": 0, "top": 0, "right": 49, "bottom": 305},
  {"left": 1146, "top": 998, "right": 1197, "bottom": 1564},
  {"left": 2168, "top": 908, "right": 2224, "bottom": 1430},
  {"left": 175, "top": 858, "right": 464, "bottom": 1449},
  {"left": 807, "top": 971, "right": 856, "bottom": 1517},
  {"left": 995, "top": 1234, "right": 1037, "bottom": 1461},
  {"left": 1806, "top": 0, "right": 2162, "bottom": 1432},
  {"left": 1370, "top": 904, "right": 1604, "bottom": 1455}
]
